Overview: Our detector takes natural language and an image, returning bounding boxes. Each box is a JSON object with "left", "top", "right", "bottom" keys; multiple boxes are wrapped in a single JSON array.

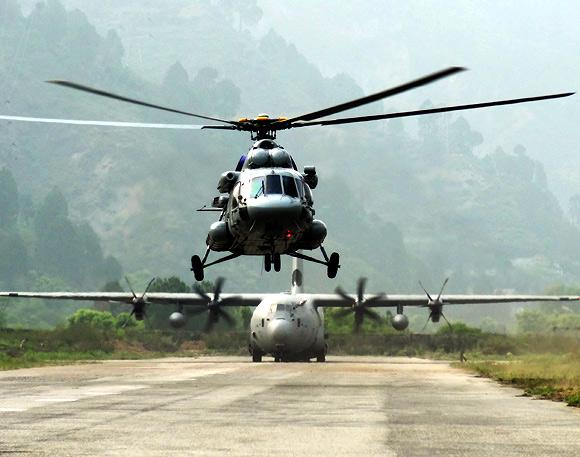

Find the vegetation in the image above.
[{"left": 462, "top": 354, "right": 580, "bottom": 407}]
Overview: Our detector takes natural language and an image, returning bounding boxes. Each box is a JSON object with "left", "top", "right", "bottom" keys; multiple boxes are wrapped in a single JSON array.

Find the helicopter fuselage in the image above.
[{"left": 206, "top": 140, "right": 327, "bottom": 256}]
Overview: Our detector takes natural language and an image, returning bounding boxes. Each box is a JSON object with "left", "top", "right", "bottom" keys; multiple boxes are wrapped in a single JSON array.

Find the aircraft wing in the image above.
[
  {"left": 310, "top": 294, "right": 580, "bottom": 308},
  {"left": 0, "top": 291, "right": 267, "bottom": 308}
]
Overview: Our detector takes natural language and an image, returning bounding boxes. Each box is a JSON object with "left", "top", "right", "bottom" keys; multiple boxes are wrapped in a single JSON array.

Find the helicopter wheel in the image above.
[
  {"left": 264, "top": 254, "right": 272, "bottom": 272},
  {"left": 191, "top": 255, "right": 205, "bottom": 281},
  {"left": 273, "top": 254, "right": 281, "bottom": 272},
  {"left": 327, "top": 252, "right": 340, "bottom": 279}
]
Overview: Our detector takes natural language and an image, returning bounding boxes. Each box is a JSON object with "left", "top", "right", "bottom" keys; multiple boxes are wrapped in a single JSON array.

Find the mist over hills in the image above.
[{"left": 1, "top": 0, "right": 579, "bottom": 327}]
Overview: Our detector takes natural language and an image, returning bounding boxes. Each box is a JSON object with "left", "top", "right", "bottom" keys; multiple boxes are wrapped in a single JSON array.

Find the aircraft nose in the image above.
[
  {"left": 247, "top": 196, "right": 302, "bottom": 221},
  {"left": 269, "top": 319, "right": 292, "bottom": 345}
]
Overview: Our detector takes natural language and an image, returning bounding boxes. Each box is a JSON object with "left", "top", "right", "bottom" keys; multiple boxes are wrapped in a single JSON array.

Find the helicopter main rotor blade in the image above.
[
  {"left": 279, "top": 67, "right": 466, "bottom": 125},
  {"left": 0, "top": 114, "right": 237, "bottom": 130},
  {"left": 292, "top": 92, "right": 575, "bottom": 128},
  {"left": 47, "top": 80, "right": 238, "bottom": 126}
]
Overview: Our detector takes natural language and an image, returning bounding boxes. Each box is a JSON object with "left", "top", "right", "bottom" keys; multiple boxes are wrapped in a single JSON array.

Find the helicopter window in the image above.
[
  {"left": 295, "top": 178, "right": 304, "bottom": 198},
  {"left": 266, "top": 175, "right": 283, "bottom": 194},
  {"left": 251, "top": 177, "right": 265, "bottom": 198},
  {"left": 282, "top": 176, "right": 298, "bottom": 198},
  {"left": 276, "top": 304, "right": 290, "bottom": 312}
]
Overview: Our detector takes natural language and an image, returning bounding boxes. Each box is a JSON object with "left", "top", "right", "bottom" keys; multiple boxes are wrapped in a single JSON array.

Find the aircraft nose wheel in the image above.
[
  {"left": 264, "top": 254, "right": 272, "bottom": 272},
  {"left": 327, "top": 252, "right": 340, "bottom": 279}
]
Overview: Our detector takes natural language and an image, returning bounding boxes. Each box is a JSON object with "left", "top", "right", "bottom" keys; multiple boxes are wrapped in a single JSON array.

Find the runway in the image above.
[{"left": 1, "top": 356, "right": 579, "bottom": 456}]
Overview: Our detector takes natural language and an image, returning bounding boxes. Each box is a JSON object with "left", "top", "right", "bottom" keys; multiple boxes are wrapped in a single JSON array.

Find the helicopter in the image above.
[{"left": 0, "top": 67, "right": 573, "bottom": 280}]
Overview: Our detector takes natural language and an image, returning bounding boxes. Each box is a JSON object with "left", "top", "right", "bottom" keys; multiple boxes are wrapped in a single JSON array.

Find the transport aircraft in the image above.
[{"left": 1, "top": 259, "right": 577, "bottom": 362}]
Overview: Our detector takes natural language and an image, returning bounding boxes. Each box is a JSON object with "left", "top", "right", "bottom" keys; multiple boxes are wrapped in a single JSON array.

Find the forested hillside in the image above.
[{"left": 1, "top": 0, "right": 580, "bottom": 328}]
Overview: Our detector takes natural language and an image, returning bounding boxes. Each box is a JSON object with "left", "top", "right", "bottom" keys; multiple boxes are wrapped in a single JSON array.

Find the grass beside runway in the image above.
[{"left": 460, "top": 354, "right": 580, "bottom": 407}]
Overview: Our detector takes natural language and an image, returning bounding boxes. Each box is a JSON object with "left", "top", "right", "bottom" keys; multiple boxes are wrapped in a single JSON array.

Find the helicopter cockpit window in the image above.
[
  {"left": 295, "top": 178, "right": 304, "bottom": 198},
  {"left": 266, "top": 175, "right": 283, "bottom": 194},
  {"left": 282, "top": 176, "right": 299, "bottom": 198},
  {"left": 251, "top": 177, "right": 265, "bottom": 198}
]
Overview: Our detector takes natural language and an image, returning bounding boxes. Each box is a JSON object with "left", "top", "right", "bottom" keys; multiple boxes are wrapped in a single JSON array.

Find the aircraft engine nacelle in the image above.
[
  {"left": 169, "top": 311, "right": 187, "bottom": 329},
  {"left": 295, "top": 219, "right": 327, "bottom": 249},
  {"left": 207, "top": 221, "right": 234, "bottom": 251},
  {"left": 302, "top": 166, "right": 318, "bottom": 189},
  {"left": 217, "top": 171, "right": 240, "bottom": 194},
  {"left": 392, "top": 313, "right": 409, "bottom": 331}
]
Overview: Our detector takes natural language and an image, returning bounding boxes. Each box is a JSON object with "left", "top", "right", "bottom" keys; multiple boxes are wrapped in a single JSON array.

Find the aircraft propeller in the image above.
[
  {"left": 191, "top": 277, "right": 239, "bottom": 332},
  {"left": 334, "top": 278, "right": 385, "bottom": 332},
  {"left": 0, "top": 67, "right": 568, "bottom": 141},
  {"left": 123, "top": 276, "right": 156, "bottom": 324},
  {"left": 419, "top": 278, "right": 453, "bottom": 331}
]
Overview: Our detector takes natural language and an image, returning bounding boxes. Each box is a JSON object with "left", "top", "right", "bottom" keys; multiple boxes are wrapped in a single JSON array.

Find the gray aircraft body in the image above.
[{"left": 2, "top": 259, "right": 578, "bottom": 362}]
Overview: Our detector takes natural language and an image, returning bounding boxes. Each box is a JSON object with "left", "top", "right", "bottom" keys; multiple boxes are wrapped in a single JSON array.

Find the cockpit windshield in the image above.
[
  {"left": 250, "top": 175, "right": 302, "bottom": 198},
  {"left": 251, "top": 177, "right": 265, "bottom": 198},
  {"left": 266, "top": 175, "right": 282, "bottom": 194}
]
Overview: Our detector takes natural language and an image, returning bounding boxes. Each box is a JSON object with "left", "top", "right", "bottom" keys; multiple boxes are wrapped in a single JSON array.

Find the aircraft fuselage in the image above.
[{"left": 249, "top": 293, "right": 326, "bottom": 361}]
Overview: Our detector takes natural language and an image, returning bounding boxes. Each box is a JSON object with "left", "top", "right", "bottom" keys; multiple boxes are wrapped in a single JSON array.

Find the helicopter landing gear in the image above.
[
  {"left": 191, "top": 248, "right": 242, "bottom": 282},
  {"left": 191, "top": 255, "right": 204, "bottom": 281},
  {"left": 287, "top": 246, "right": 341, "bottom": 279},
  {"left": 264, "top": 253, "right": 281, "bottom": 272},
  {"left": 327, "top": 252, "right": 340, "bottom": 279}
]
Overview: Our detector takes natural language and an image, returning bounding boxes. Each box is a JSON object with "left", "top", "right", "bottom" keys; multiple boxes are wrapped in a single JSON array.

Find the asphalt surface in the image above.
[{"left": 1, "top": 356, "right": 579, "bottom": 456}]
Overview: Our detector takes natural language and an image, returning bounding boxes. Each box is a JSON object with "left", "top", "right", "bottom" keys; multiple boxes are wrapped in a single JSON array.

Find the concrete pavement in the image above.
[{"left": 1, "top": 356, "right": 579, "bottom": 456}]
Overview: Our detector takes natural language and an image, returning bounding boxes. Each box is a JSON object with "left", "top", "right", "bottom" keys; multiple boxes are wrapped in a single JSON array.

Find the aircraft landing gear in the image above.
[
  {"left": 327, "top": 252, "right": 339, "bottom": 279},
  {"left": 264, "top": 253, "right": 281, "bottom": 273},
  {"left": 191, "top": 255, "right": 204, "bottom": 281},
  {"left": 191, "top": 247, "right": 242, "bottom": 282},
  {"left": 287, "top": 246, "right": 341, "bottom": 279},
  {"left": 252, "top": 351, "right": 263, "bottom": 363}
]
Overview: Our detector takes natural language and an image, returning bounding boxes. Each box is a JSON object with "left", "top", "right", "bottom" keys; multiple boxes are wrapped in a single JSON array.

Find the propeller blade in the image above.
[
  {"left": 204, "top": 316, "right": 215, "bottom": 333},
  {"left": 193, "top": 284, "right": 211, "bottom": 302},
  {"left": 213, "top": 277, "right": 225, "bottom": 301},
  {"left": 436, "top": 278, "right": 449, "bottom": 302},
  {"left": 362, "top": 308, "right": 382, "bottom": 322},
  {"left": 0, "top": 114, "right": 235, "bottom": 130},
  {"left": 335, "top": 286, "right": 355, "bottom": 303},
  {"left": 122, "top": 309, "right": 136, "bottom": 328},
  {"left": 125, "top": 276, "right": 137, "bottom": 300},
  {"left": 335, "top": 308, "right": 353, "bottom": 319},
  {"left": 354, "top": 312, "right": 364, "bottom": 333},
  {"left": 441, "top": 312, "right": 453, "bottom": 332},
  {"left": 142, "top": 277, "right": 156, "bottom": 299},
  {"left": 47, "top": 80, "right": 238, "bottom": 125},
  {"left": 190, "top": 307, "right": 207, "bottom": 316},
  {"left": 421, "top": 313, "right": 432, "bottom": 332},
  {"left": 356, "top": 277, "right": 367, "bottom": 303},
  {"left": 363, "top": 293, "right": 386, "bottom": 306},
  {"left": 219, "top": 309, "right": 236, "bottom": 328},
  {"left": 280, "top": 67, "right": 465, "bottom": 124},
  {"left": 418, "top": 280, "right": 433, "bottom": 302},
  {"left": 292, "top": 92, "right": 574, "bottom": 128}
]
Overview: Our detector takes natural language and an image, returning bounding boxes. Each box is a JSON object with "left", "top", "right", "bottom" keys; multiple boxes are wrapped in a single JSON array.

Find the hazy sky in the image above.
[{"left": 17, "top": 0, "right": 580, "bottom": 202}]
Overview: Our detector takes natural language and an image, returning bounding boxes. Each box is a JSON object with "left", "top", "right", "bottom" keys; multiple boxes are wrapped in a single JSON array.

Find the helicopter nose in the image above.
[
  {"left": 247, "top": 196, "right": 302, "bottom": 222},
  {"left": 268, "top": 319, "right": 292, "bottom": 345}
]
